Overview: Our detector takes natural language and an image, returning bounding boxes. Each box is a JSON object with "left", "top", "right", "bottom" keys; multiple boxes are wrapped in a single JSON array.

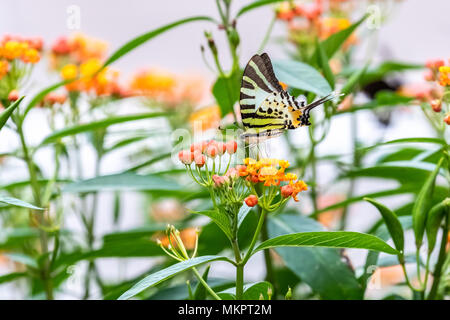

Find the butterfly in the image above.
[{"left": 239, "top": 53, "right": 336, "bottom": 142}]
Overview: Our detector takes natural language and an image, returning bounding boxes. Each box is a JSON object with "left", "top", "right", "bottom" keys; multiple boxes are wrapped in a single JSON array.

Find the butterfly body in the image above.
[{"left": 239, "top": 53, "right": 335, "bottom": 142}]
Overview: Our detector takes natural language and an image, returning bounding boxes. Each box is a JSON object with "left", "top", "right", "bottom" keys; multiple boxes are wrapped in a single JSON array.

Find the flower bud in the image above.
[
  {"left": 281, "top": 184, "right": 294, "bottom": 198},
  {"left": 206, "top": 142, "right": 218, "bottom": 158},
  {"left": 8, "top": 89, "right": 19, "bottom": 101},
  {"left": 444, "top": 113, "right": 450, "bottom": 125},
  {"left": 430, "top": 99, "right": 442, "bottom": 112},
  {"left": 244, "top": 195, "right": 258, "bottom": 207},
  {"left": 178, "top": 150, "right": 194, "bottom": 165},
  {"left": 212, "top": 174, "right": 225, "bottom": 187},
  {"left": 194, "top": 154, "right": 206, "bottom": 167},
  {"left": 217, "top": 142, "right": 226, "bottom": 155},
  {"left": 424, "top": 71, "right": 434, "bottom": 81},
  {"left": 226, "top": 140, "right": 237, "bottom": 154}
]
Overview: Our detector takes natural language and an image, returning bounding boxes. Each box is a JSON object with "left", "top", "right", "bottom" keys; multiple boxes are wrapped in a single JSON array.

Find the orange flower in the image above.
[
  {"left": 438, "top": 65, "right": 450, "bottom": 86},
  {"left": 189, "top": 105, "right": 221, "bottom": 131},
  {"left": 0, "top": 60, "right": 8, "bottom": 79},
  {"left": 289, "top": 180, "right": 308, "bottom": 202},
  {"left": 21, "top": 48, "right": 40, "bottom": 64}
]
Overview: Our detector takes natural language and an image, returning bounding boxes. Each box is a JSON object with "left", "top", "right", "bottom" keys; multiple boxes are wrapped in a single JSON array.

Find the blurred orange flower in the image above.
[{"left": 189, "top": 105, "right": 221, "bottom": 131}]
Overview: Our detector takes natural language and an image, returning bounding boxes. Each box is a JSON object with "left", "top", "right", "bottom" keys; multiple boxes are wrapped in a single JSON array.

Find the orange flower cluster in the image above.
[
  {"left": 60, "top": 58, "right": 127, "bottom": 97},
  {"left": 276, "top": 0, "right": 357, "bottom": 51},
  {"left": 50, "top": 33, "right": 107, "bottom": 67},
  {"left": 0, "top": 35, "right": 42, "bottom": 80},
  {"left": 239, "top": 158, "right": 308, "bottom": 201},
  {"left": 130, "top": 69, "right": 207, "bottom": 107}
]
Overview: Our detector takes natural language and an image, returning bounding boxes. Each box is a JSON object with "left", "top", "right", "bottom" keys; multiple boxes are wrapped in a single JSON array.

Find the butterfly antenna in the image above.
[{"left": 304, "top": 91, "right": 337, "bottom": 111}]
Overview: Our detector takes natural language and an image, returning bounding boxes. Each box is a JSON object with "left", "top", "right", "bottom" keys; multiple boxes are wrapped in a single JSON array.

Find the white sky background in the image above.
[{"left": 0, "top": 0, "right": 449, "bottom": 299}]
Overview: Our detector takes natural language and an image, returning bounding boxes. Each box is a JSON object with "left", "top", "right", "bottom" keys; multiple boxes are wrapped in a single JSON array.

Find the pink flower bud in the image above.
[
  {"left": 226, "top": 140, "right": 237, "bottom": 154},
  {"left": 217, "top": 142, "right": 227, "bottom": 155},
  {"left": 244, "top": 195, "right": 258, "bottom": 207},
  {"left": 8, "top": 90, "right": 19, "bottom": 102},
  {"left": 225, "top": 167, "right": 239, "bottom": 179},
  {"left": 178, "top": 150, "right": 194, "bottom": 165},
  {"left": 212, "top": 174, "right": 225, "bottom": 187},
  {"left": 194, "top": 154, "right": 206, "bottom": 167},
  {"left": 206, "top": 142, "right": 218, "bottom": 158}
]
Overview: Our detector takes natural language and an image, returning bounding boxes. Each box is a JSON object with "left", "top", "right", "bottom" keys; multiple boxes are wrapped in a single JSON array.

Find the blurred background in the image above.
[{"left": 0, "top": 0, "right": 449, "bottom": 299}]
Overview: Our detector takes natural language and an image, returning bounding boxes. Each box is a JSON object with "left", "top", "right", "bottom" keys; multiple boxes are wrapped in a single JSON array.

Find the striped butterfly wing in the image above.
[{"left": 239, "top": 53, "right": 288, "bottom": 140}]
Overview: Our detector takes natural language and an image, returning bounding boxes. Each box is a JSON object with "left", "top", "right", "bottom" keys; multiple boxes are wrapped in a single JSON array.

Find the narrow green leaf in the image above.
[
  {"left": 236, "top": 0, "right": 285, "bottom": 17},
  {"left": 316, "top": 40, "right": 335, "bottom": 89},
  {"left": 237, "top": 203, "right": 252, "bottom": 228},
  {"left": 191, "top": 209, "right": 232, "bottom": 239},
  {"left": 118, "top": 255, "right": 228, "bottom": 300},
  {"left": 0, "top": 97, "right": 23, "bottom": 131},
  {"left": 103, "top": 16, "right": 214, "bottom": 68},
  {"left": 272, "top": 60, "right": 332, "bottom": 96},
  {"left": 412, "top": 157, "right": 444, "bottom": 247},
  {"left": 126, "top": 152, "right": 172, "bottom": 172},
  {"left": 0, "top": 272, "right": 27, "bottom": 284},
  {"left": 426, "top": 199, "right": 449, "bottom": 253},
  {"left": 62, "top": 172, "right": 183, "bottom": 193},
  {"left": 340, "top": 63, "right": 369, "bottom": 97},
  {"left": 255, "top": 231, "right": 398, "bottom": 255},
  {"left": 0, "top": 195, "right": 43, "bottom": 210},
  {"left": 5, "top": 253, "right": 38, "bottom": 268},
  {"left": 312, "top": 14, "right": 368, "bottom": 61},
  {"left": 364, "top": 197, "right": 404, "bottom": 252},
  {"left": 40, "top": 112, "right": 168, "bottom": 145}
]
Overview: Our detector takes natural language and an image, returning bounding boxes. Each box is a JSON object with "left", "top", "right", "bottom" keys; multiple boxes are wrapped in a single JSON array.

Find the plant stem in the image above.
[
  {"left": 192, "top": 267, "right": 222, "bottom": 300},
  {"left": 260, "top": 215, "right": 277, "bottom": 298},
  {"left": 427, "top": 214, "right": 449, "bottom": 300},
  {"left": 242, "top": 208, "right": 266, "bottom": 264},
  {"left": 235, "top": 263, "right": 244, "bottom": 300},
  {"left": 17, "top": 121, "right": 53, "bottom": 299}
]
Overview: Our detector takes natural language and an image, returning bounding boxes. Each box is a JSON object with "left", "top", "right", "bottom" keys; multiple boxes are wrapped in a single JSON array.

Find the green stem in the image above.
[
  {"left": 427, "top": 214, "right": 449, "bottom": 299},
  {"left": 235, "top": 263, "right": 244, "bottom": 300},
  {"left": 257, "top": 15, "right": 276, "bottom": 53},
  {"left": 242, "top": 208, "right": 266, "bottom": 264},
  {"left": 17, "top": 121, "right": 53, "bottom": 300},
  {"left": 260, "top": 215, "right": 277, "bottom": 298},
  {"left": 192, "top": 267, "right": 222, "bottom": 300}
]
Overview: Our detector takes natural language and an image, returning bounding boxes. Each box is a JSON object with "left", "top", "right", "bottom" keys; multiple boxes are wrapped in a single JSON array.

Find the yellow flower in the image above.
[
  {"left": 80, "top": 58, "right": 102, "bottom": 78},
  {"left": 289, "top": 180, "right": 308, "bottom": 201},
  {"left": 2, "top": 41, "right": 26, "bottom": 60},
  {"left": 21, "top": 48, "right": 40, "bottom": 64},
  {"left": 438, "top": 65, "right": 450, "bottom": 86},
  {"left": 61, "top": 64, "right": 78, "bottom": 80}
]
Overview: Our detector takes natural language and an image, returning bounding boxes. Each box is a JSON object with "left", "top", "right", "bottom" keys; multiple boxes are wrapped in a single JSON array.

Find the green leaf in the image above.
[
  {"left": 412, "top": 157, "right": 444, "bottom": 247},
  {"left": 118, "top": 255, "right": 228, "bottom": 300},
  {"left": 337, "top": 92, "right": 415, "bottom": 114},
  {"left": 191, "top": 209, "right": 232, "bottom": 239},
  {"left": 267, "top": 215, "right": 363, "bottom": 299},
  {"left": 126, "top": 152, "right": 172, "bottom": 172},
  {"left": 426, "top": 199, "right": 449, "bottom": 253},
  {"left": 62, "top": 172, "right": 183, "bottom": 193},
  {"left": 5, "top": 253, "right": 38, "bottom": 268},
  {"left": 236, "top": 0, "right": 285, "bottom": 17},
  {"left": 212, "top": 70, "right": 241, "bottom": 116},
  {"left": 149, "top": 278, "right": 233, "bottom": 300},
  {"left": 357, "top": 61, "right": 424, "bottom": 88},
  {"left": 364, "top": 198, "right": 404, "bottom": 252},
  {"left": 0, "top": 195, "right": 43, "bottom": 210},
  {"left": 103, "top": 16, "right": 214, "bottom": 68},
  {"left": 255, "top": 231, "right": 398, "bottom": 255},
  {"left": 272, "top": 60, "right": 332, "bottom": 96},
  {"left": 243, "top": 281, "right": 273, "bottom": 300},
  {"left": 311, "top": 15, "right": 367, "bottom": 62},
  {"left": 340, "top": 63, "right": 369, "bottom": 97},
  {"left": 0, "top": 272, "right": 27, "bottom": 284},
  {"left": 193, "top": 265, "right": 210, "bottom": 300},
  {"left": 40, "top": 112, "right": 168, "bottom": 145},
  {"left": 342, "top": 161, "right": 439, "bottom": 185},
  {"left": 360, "top": 216, "right": 412, "bottom": 289},
  {"left": 316, "top": 40, "right": 335, "bottom": 89},
  {"left": 0, "top": 97, "right": 23, "bottom": 131}
]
